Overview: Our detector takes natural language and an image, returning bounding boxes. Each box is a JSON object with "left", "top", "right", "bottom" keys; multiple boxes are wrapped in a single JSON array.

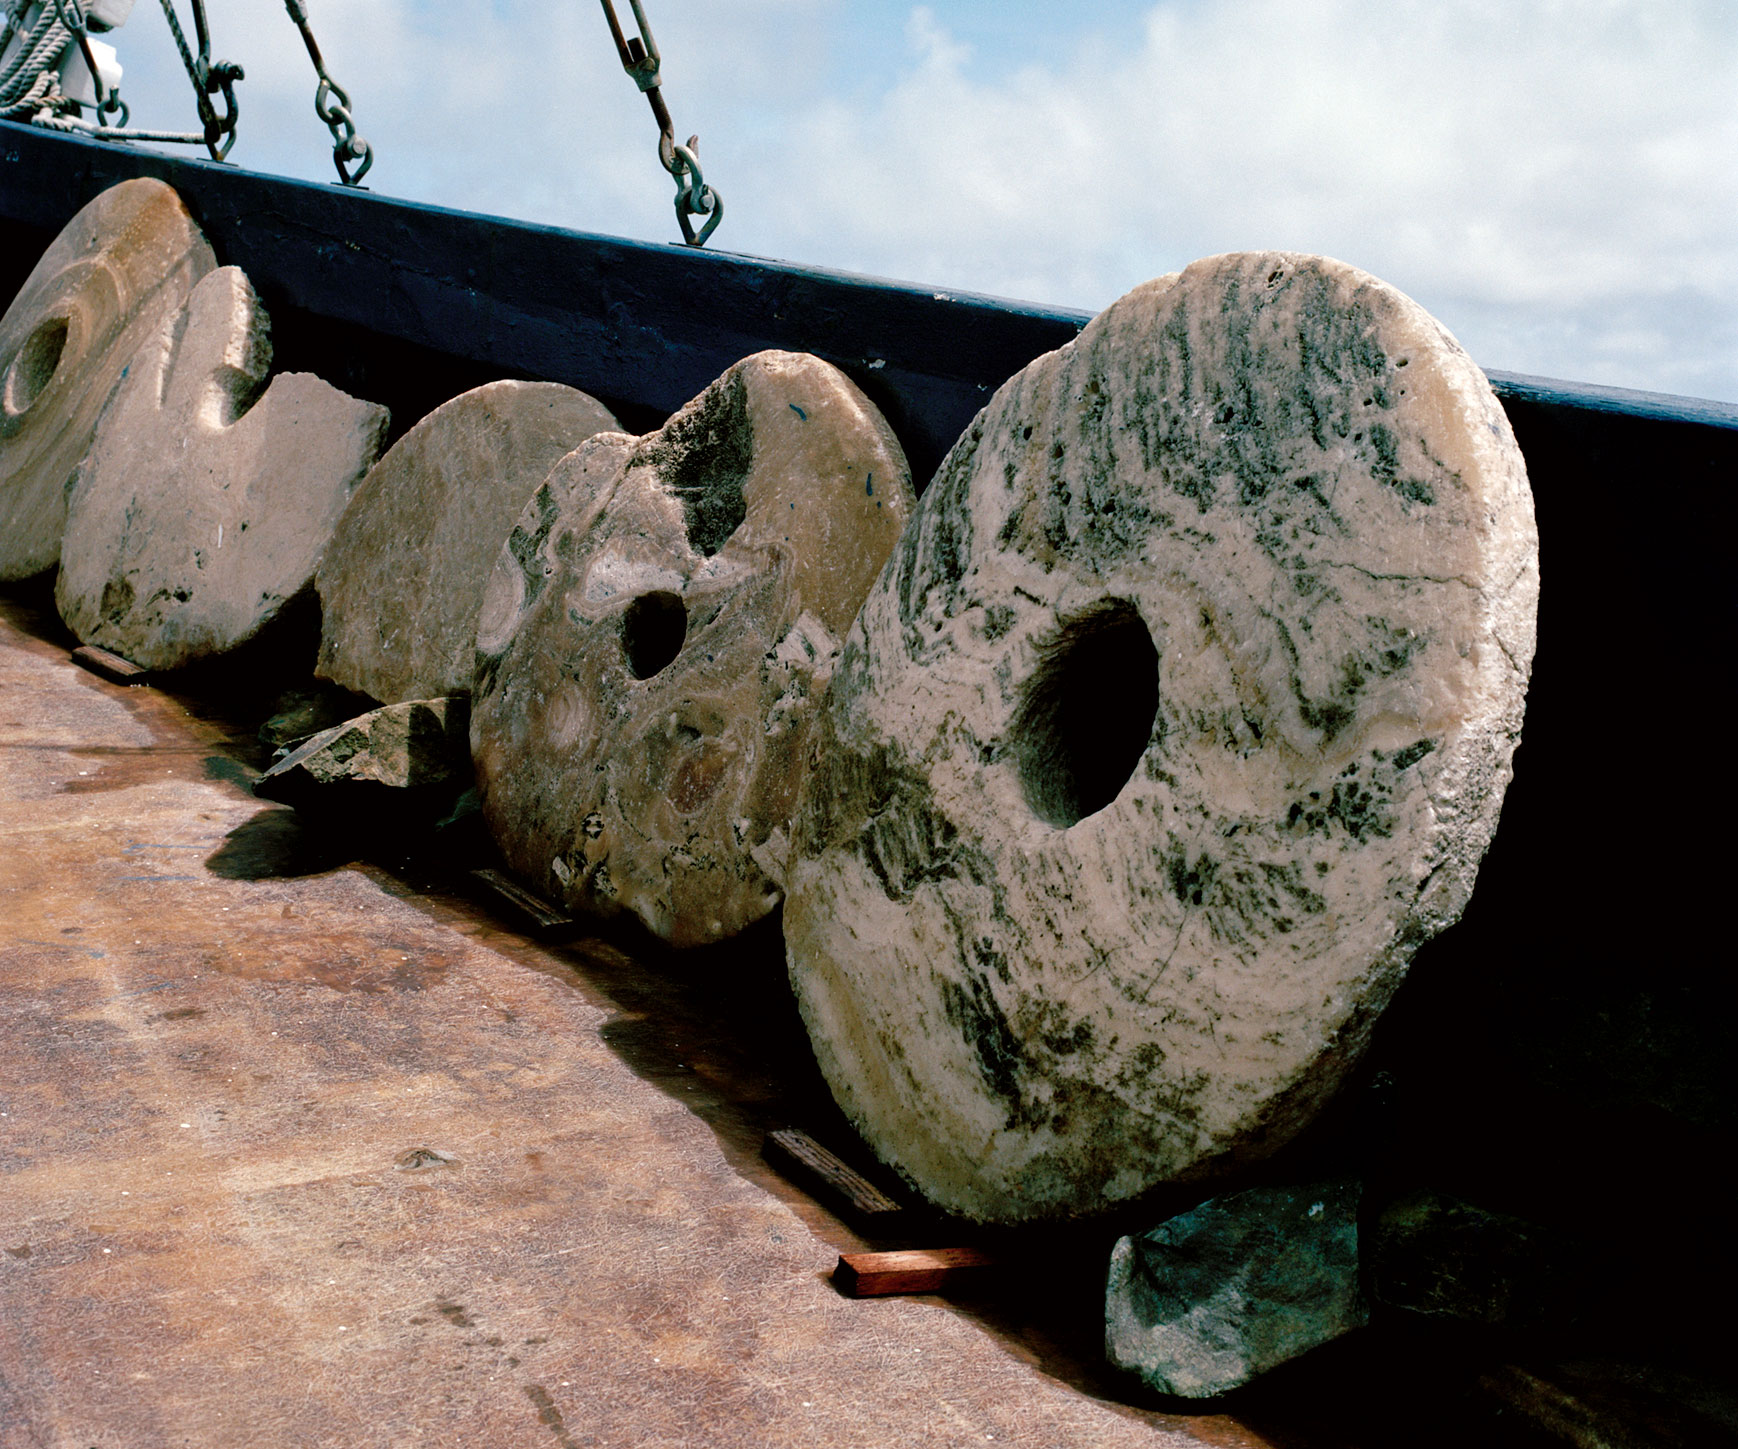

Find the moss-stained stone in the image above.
[
  {"left": 0, "top": 178, "right": 216, "bottom": 581},
  {"left": 315, "top": 381, "right": 621, "bottom": 704},
  {"left": 470, "top": 351, "right": 914, "bottom": 947},
  {"left": 1105, "top": 1180, "right": 1367, "bottom": 1397},
  {"left": 783, "top": 253, "right": 1539, "bottom": 1222},
  {"left": 54, "top": 267, "right": 388, "bottom": 672}
]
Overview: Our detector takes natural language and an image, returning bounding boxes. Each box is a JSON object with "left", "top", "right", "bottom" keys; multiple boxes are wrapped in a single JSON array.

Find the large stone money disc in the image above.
[
  {"left": 55, "top": 266, "right": 388, "bottom": 671},
  {"left": 472, "top": 350, "right": 914, "bottom": 947},
  {"left": 315, "top": 380, "right": 621, "bottom": 703},
  {"left": 785, "top": 253, "right": 1540, "bottom": 1222},
  {"left": 0, "top": 178, "right": 215, "bottom": 580}
]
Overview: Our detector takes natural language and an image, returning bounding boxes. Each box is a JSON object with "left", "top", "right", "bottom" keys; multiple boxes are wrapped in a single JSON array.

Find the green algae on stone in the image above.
[{"left": 784, "top": 252, "right": 1539, "bottom": 1223}]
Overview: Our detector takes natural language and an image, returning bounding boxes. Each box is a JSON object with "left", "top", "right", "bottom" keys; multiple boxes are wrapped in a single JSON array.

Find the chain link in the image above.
[
  {"left": 51, "top": 0, "right": 120, "bottom": 125},
  {"left": 599, "top": 0, "right": 722, "bottom": 247},
  {"left": 1, "top": 0, "right": 238, "bottom": 149},
  {"left": 157, "top": 0, "right": 242, "bottom": 159},
  {"left": 6, "top": 0, "right": 368, "bottom": 184},
  {"left": 283, "top": 0, "right": 371, "bottom": 185},
  {"left": 0, "top": 0, "right": 121, "bottom": 131}
]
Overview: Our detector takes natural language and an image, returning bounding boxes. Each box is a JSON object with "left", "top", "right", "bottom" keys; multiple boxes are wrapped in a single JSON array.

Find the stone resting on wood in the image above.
[
  {"left": 471, "top": 350, "right": 914, "bottom": 948},
  {"left": 785, "top": 252, "right": 1540, "bottom": 1223},
  {"left": 315, "top": 380, "right": 622, "bottom": 705},
  {"left": 0, "top": 178, "right": 215, "bottom": 581},
  {"left": 55, "top": 266, "right": 388, "bottom": 672}
]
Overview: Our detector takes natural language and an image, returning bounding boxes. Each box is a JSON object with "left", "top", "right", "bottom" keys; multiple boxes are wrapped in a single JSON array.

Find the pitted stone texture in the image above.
[
  {"left": 315, "top": 381, "right": 621, "bottom": 704},
  {"left": 0, "top": 178, "right": 215, "bottom": 580},
  {"left": 55, "top": 266, "right": 389, "bottom": 672},
  {"left": 472, "top": 350, "right": 913, "bottom": 947},
  {"left": 785, "top": 252, "right": 1539, "bottom": 1222}
]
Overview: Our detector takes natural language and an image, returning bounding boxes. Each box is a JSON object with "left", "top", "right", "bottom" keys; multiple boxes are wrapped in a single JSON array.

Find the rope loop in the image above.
[{"left": 1, "top": 0, "right": 228, "bottom": 148}]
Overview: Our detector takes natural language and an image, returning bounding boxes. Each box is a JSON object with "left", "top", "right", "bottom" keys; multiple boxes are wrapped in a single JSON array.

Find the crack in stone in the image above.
[{"left": 1317, "top": 559, "right": 1479, "bottom": 589}]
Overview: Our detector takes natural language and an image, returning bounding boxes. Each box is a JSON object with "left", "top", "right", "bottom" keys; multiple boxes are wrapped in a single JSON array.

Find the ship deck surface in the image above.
[{"left": 0, "top": 593, "right": 1275, "bottom": 1448}]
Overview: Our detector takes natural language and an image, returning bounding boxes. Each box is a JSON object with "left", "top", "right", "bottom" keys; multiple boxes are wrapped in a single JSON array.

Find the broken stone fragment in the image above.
[
  {"left": 316, "top": 380, "right": 622, "bottom": 704},
  {"left": 54, "top": 266, "right": 389, "bottom": 672},
  {"left": 0, "top": 178, "right": 215, "bottom": 581},
  {"left": 785, "top": 252, "right": 1540, "bottom": 1222},
  {"left": 1106, "top": 1181, "right": 1367, "bottom": 1397},
  {"left": 471, "top": 350, "right": 913, "bottom": 947},
  {"left": 254, "top": 696, "right": 470, "bottom": 805}
]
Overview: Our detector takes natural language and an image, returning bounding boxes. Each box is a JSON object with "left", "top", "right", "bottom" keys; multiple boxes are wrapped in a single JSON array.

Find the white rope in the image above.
[
  {"left": 0, "top": 3, "right": 80, "bottom": 119},
  {"left": 0, "top": 1, "right": 215, "bottom": 144}
]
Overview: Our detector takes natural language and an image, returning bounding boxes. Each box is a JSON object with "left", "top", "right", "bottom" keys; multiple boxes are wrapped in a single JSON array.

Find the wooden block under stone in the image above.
[
  {"left": 833, "top": 1247, "right": 998, "bottom": 1298},
  {"left": 763, "top": 1128, "right": 906, "bottom": 1227},
  {"left": 469, "top": 869, "right": 579, "bottom": 940},
  {"left": 71, "top": 645, "right": 148, "bottom": 685}
]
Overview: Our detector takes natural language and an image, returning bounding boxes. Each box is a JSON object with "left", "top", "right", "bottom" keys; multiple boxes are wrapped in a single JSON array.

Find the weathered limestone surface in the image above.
[
  {"left": 55, "top": 266, "right": 389, "bottom": 671},
  {"left": 315, "top": 381, "right": 621, "bottom": 703},
  {"left": 0, "top": 178, "right": 215, "bottom": 580},
  {"left": 471, "top": 351, "right": 913, "bottom": 947},
  {"left": 785, "top": 252, "right": 1540, "bottom": 1222},
  {"left": 254, "top": 696, "right": 470, "bottom": 805},
  {"left": 1106, "top": 1181, "right": 1366, "bottom": 1397}
]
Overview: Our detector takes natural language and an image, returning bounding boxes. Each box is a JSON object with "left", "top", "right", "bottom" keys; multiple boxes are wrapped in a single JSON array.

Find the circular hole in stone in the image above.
[
  {"left": 622, "top": 590, "right": 687, "bottom": 680},
  {"left": 3, "top": 317, "right": 68, "bottom": 417},
  {"left": 1011, "top": 598, "right": 1159, "bottom": 828}
]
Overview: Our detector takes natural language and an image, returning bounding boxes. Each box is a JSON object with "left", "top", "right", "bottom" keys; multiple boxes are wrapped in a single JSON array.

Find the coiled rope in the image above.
[
  {"left": 0, "top": 1, "right": 84, "bottom": 123},
  {"left": 0, "top": 0, "right": 240, "bottom": 152}
]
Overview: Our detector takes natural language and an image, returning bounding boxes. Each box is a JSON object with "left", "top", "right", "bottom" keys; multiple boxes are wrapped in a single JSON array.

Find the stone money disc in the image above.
[
  {"left": 55, "top": 266, "right": 389, "bottom": 672},
  {"left": 0, "top": 178, "right": 215, "bottom": 580},
  {"left": 472, "top": 350, "right": 914, "bottom": 947},
  {"left": 316, "top": 380, "right": 622, "bottom": 704},
  {"left": 785, "top": 253, "right": 1539, "bottom": 1223}
]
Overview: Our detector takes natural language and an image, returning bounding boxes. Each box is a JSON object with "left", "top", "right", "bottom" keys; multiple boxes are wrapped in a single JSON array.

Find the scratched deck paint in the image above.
[{"left": 0, "top": 593, "right": 1286, "bottom": 1448}]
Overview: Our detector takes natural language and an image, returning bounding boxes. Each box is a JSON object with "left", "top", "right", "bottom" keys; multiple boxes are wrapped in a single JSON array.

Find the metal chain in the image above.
[
  {"left": 282, "top": 0, "right": 371, "bottom": 186},
  {"left": 599, "top": 0, "right": 722, "bottom": 247},
  {"left": 5, "top": 0, "right": 367, "bottom": 183},
  {"left": 49, "top": 0, "right": 112, "bottom": 117},
  {"left": 0, "top": 0, "right": 126, "bottom": 127},
  {"left": 0, "top": 0, "right": 247, "bottom": 149},
  {"left": 157, "top": 0, "right": 242, "bottom": 159}
]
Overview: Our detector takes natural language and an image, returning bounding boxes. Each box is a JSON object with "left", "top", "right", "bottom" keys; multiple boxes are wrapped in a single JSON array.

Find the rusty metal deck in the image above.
[{"left": 1, "top": 592, "right": 1300, "bottom": 1448}]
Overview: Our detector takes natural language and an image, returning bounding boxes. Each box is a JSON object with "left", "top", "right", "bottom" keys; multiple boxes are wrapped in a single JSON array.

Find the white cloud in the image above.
[{"left": 97, "top": 0, "right": 1738, "bottom": 400}]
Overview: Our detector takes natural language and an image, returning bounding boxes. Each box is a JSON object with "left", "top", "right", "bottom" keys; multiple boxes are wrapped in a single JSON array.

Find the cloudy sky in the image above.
[{"left": 98, "top": 0, "right": 1737, "bottom": 402}]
